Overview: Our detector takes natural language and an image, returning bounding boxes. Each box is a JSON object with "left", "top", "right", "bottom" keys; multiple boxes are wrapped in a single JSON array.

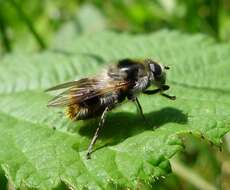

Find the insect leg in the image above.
[
  {"left": 143, "top": 85, "right": 170, "bottom": 95},
  {"left": 86, "top": 106, "right": 110, "bottom": 159},
  {"left": 143, "top": 88, "right": 161, "bottom": 95},
  {"left": 134, "top": 97, "right": 150, "bottom": 126},
  {"left": 143, "top": 85, "right": 175, "bottom": 100},
  {"left": 160, "top": 85, "right": 176, "bottom": 100},
  {"left": 161, "top": 93, "right": 176, "bottom": 100}
]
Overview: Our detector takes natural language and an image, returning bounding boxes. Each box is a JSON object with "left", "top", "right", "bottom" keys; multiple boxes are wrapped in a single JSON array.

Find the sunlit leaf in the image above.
[{"left": 0, "top": 30, "right": 229, "bottom": 189}]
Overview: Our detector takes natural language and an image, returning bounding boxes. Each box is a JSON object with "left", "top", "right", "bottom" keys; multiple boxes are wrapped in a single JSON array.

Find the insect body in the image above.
[{"left": 46, "top": 58, "right": 176, "bottom": 159}]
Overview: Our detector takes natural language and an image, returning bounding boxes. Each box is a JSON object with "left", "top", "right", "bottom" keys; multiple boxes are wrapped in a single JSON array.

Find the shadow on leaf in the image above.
[{"left": 78, "top": 107, "right": 188, "bottom": 147}]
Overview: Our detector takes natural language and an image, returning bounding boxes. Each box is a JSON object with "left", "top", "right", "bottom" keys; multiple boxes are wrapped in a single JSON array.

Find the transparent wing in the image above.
[
  {"left": 45, "top": 80, "right": 84, "bottom": 92},
  {"left": 46, "top": 77, "right": 130, "bottom": 107}
]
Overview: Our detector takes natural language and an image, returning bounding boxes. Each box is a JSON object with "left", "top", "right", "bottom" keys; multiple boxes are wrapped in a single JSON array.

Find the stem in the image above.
[
  {"left": 8, "top": 0, "right": 46, "bottom": 50},
  {"left": 171, "top": 158, "right": 218, "bottom": 190},
  {"left": 210, "top": 0, "right": 220, "bottom": 40},
  {"left": 0, "top": 11, "right": 12, "bottom": 52}
]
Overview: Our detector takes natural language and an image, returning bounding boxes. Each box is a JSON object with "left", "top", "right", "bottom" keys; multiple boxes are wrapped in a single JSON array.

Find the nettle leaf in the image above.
[{"left": 0, "top": 31, "right": 229, "bottom": 189}]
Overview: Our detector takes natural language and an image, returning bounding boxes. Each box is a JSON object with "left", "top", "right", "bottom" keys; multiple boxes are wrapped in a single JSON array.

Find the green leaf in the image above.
[{"left": 0, "top": 30, "right": 229, "bottom": 189}]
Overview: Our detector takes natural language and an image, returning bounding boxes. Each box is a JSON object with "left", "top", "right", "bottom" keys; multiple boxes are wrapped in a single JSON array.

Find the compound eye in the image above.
[{"left": 150, "top": 63, "right": 162, "bottom": 77}]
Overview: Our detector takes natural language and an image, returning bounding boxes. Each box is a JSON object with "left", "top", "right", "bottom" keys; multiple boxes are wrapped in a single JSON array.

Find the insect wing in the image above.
[
  {"left": 47, "top": 78, "right": 129, "bottom": 107},
  {"left": 45, "top": 79, "right": 89, "bottom": 92}
]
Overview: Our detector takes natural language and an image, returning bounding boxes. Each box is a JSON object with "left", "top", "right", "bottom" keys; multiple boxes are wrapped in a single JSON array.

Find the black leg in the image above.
[
  {"left": 86, "top": 106, "right": 109, "bottom": 159},
  {"left": 143, "top": 85, "right": 170, "bottom": 95},
  {"left": 161, "top": 93, "right": 176, "bottom": 100},
  {"left": 143, "top": 88, "right": 161, "bottom": 95},
  {"left": 143, "top": 85, "right": 176, "bottom": 100},
  {"left": 134, "top": 97, "right": 150, "bottom": 126}
]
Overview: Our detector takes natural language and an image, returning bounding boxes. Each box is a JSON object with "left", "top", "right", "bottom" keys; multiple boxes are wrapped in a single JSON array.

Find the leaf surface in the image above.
[{"left": 0, "top": 30, "right": 229, "bottom": 189}]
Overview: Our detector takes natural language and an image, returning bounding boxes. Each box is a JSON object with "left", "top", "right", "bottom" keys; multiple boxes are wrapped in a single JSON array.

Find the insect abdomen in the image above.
[
  {"left": 66, "top": 105, "right": 96, "bottom": 120},
  {"left": 66, "top": 92, "right": 119, "bottom": 120},
  {"left": 65, "top": 105, "right": 79, "bottom": 120}
]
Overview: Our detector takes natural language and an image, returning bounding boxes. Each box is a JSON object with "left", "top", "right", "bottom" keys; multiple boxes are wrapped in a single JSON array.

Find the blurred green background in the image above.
[
  {"left": 0, "top": 0, "right": 230, "bottom": 190},
  {"left": 1, "top": 0, "right": 230, "bottom": 53}
]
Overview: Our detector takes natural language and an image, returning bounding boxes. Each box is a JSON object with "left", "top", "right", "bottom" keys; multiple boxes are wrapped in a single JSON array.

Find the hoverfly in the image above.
[{"left": 46, "top": 58, "right": 176, "bottom": 159}]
